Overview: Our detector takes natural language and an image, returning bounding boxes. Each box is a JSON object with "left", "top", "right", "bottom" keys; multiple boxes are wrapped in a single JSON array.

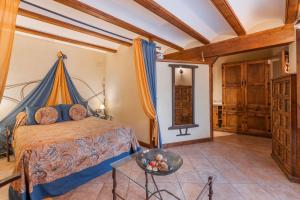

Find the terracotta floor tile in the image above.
[
  {"left": 152, "top": 173, "right": 177, "bottom": 183},
  {"left": 1, "top": 133, "right": 299, "bottom": 200},
  {"left": 176, "top": 158, "right": 194, "bottom": 174},
  {"left": 232, "top": 184, "right": 277, "bottom": 200},
  {"left": 69, "top": 190, "right": 98, "bottom": 200},
  {"left": 155, "top": 182, "right": 185, "bottom": 200},
  {"left": 207, "top": 156, "right": 236, "bottom": 171},
  {"left": 180, "top": 182, "right": 205, "bottom": 200},
  {"left": 261, "top": 184, "right": 300, "bottom": 200},
  {"left": 176, "top": 171, "right": 203, "bottom": 183},
  {"left": 213, "top": 183, "right": 244, "bottom": 200},
  {"left": 198, "top": 170, "right": 228, "bottom": 184},
  {"left": 75, "top": 182, "right": 104, "bottom": 194},
  {"left": 96, "top": 183, "right": 114, "bottom": 200},
  {"left": 53, "top": 191, "right": 73, "bottom": 200},
  {"left": 220, "top": 168, "right": 256, "bottom": 184},
  {"left": 125, "top": 181, "right": 145, "bottom": 200},
  {"left": 241, "top": 167, "right": 289, "bottom": 187},
  {"left": 190, "top": 158, "right": 216, "bottom": 172}
]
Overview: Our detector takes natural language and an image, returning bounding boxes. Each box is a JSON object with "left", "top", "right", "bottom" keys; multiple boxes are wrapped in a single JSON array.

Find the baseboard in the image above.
[
  {"left": 138, "top": 140, "right": 152, "bottom": 148},
  {"left": 163, "top": 137, "right": 211, "bottom": 148}
]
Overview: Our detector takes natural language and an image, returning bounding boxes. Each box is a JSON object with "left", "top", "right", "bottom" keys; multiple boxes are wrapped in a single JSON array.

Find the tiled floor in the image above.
[{"left": 1, "top": 134, "right": 300, "bottom": 200}]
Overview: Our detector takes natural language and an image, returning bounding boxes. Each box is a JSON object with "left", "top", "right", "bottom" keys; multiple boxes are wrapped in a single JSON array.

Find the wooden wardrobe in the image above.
[
  {"left": 222, "top": 59, "right": 271, "bottom": 137},
  {"left": 272, "top": 74, "right": 299, "bottom": 182}
]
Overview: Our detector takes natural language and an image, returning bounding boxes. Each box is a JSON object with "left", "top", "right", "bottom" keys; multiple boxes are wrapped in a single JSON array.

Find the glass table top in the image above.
[
  {"left": 136, "top": 149, "right": 183, "bottom": 176},
  {"left": 111, "top": 149, "right": 216, "bottom": 200}
]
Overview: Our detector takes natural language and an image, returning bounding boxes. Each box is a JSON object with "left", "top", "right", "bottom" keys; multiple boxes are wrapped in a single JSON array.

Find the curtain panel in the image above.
[
  {"left": 133, "top": 38, "right": 162, "bottom": 147},
  {"left": 0, "top": 0, "right": 20, "bottom": 102}
]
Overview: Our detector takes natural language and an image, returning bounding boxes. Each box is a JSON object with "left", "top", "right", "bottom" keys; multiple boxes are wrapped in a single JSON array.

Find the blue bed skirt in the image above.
[{"left": 9, "top": 148, "right": 140, "bottom": 200}]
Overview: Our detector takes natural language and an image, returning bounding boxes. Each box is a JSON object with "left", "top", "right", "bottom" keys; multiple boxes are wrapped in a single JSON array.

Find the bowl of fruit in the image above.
[{"left": 136, "top": 149, "right": 183, "bottom": 176}]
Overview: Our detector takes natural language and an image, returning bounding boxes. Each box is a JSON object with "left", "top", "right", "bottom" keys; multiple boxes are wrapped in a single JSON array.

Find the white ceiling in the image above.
[
  {"left": 17, "top": 0, "right": 287, "bottom": 53},
  {"left": 227, "top": 0, "right": 285, "bottom": 33}
]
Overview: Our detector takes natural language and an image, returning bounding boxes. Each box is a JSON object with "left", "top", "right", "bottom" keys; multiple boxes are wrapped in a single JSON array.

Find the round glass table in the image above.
[
  {"left": 111, "top": 148, "right": 214, "bottom": 200},
  {"left": 136, "top": 149, "right": 183, "bottom": 199}
]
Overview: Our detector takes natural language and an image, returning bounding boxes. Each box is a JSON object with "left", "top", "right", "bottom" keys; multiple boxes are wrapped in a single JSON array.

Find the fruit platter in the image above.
[{"left": 136, "top": 149, "right": 183, "bottom": 176}]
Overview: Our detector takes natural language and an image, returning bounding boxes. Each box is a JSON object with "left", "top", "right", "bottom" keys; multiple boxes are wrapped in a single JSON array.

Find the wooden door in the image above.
[
  {"left": 222, "top": 63, "right": 244, "bottom": 132},
  {"left": 244, "top": 60, "right": 271, "bottom": 137}
]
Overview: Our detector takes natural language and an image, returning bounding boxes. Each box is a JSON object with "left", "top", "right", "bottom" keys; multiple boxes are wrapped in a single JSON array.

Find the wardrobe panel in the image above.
[{"left": 222, "top": 59, "right": 271, "bottom": 137}]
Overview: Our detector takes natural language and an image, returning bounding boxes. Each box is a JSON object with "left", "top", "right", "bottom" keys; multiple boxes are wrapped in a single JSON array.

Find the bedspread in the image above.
[{"left": 10, "top": 117, "right": 139, "bottom": 196}]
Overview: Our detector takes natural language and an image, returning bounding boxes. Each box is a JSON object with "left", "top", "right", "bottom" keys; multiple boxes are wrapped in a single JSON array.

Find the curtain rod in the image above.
[{"left": 20, "top": 0, "right": 133, "bottom": 42}]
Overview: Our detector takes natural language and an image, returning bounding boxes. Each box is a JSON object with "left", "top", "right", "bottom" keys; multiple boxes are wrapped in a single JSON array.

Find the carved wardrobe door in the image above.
[
  {"left": 272, "top": 74, "right": 298, "bottom": 181},
  {"left": 243, "top": 60, "right": 271, "bottom": 137},
  {"left": 222, "top": 63, "right": 244, "bottom": 132}
]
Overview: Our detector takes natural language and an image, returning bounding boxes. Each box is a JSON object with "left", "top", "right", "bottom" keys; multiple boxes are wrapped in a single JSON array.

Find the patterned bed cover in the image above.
[{"left": 9, "top": 116, "right": 140, "bottom": 200}]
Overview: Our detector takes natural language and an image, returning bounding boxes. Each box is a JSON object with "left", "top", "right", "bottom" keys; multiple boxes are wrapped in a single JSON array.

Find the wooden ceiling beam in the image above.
[
  {"left": 16, "top": 26, "right": 117, "bottom": 53},
  {"left": 18, "top": 8, "right": 131, "bottom": 46},
  {"left": 134, "top": 0, "right": 210, "bottom": 44},
  {"left": 285, "top": 0, "right": 300, "bottom": 24},
  {"left": 210, "top": 0, "right": 246, "bottom": 36},
  {"left": 54, "top": 0, "right": 183, "bottom": 51},
  {"left": 165, "top": 24, "right": 295, "bottom": 60}
]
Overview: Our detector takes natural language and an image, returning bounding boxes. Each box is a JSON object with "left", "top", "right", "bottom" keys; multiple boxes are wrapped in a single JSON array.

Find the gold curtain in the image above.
[
  {"left": 0, "top": 0, "right": 20, "bottom": 103},
  {"left": 133, "top": 38, "right": 158, "bottom": 146},
  {"left": 46, "top": 52, "right": 73, "bottom": 106}
]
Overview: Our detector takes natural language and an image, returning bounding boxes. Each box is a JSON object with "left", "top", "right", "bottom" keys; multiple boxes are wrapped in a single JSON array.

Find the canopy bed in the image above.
[
  {"left": 0, "top": 52, "right": 140, "bottom": 200},
  {"left": 10, "top": 116, "right": 139, "bottom": 200}
]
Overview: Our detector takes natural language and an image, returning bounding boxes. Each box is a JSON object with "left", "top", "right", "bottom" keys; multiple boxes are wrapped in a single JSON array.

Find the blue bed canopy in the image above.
[{"left": 0, "top": 51, "right": 90, "bottom": 155}]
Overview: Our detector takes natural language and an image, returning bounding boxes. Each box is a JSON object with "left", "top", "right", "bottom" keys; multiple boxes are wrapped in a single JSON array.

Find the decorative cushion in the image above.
[
  {"left": 25, "top": 106, "right": 41, "bottom": 125},
  {"left": 16, "top": 112, "right": 27, "bottom": 127},
  {"left": 35, "top": 107, "right": 58, "bottom": 125},
  {"left": 69, "top": 104, "right": 87, "bottom": 121},
  {"left": 57, "top": 104, "right": 72, "bottom": 121}
]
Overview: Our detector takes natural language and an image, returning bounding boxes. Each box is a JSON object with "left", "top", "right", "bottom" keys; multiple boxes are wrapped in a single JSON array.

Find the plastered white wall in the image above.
[
  {"left": 156, "top": 62, "right": 210, "bottom": 144},
  {"left": 175, "top": 68, "right": 192, "bottom": 86},
  {"left": 105, "top": 46, "right": 149, "bottom": 144},
  {"left": 0, "top": 34, "right": 106, "bottom": 120}
]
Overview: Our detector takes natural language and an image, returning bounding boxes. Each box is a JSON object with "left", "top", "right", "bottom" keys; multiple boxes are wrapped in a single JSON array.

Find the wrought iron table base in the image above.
[
  {"left": 112, "top": 167, "right": 213, "bottom": 200},
  {"left": 145, "top": 172, "right": 181, "bottom": 200}
]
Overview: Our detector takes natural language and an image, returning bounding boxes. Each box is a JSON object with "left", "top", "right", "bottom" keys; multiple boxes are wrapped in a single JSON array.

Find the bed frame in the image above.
[{"left": 6, "top": 128, "right": 12, "bottom": 162}]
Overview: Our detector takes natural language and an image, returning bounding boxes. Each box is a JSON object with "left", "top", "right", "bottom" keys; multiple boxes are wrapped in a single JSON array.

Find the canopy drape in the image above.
[
  {"left": 0, "top": 52, "right": 88, "bottom": 154},
  {"left": 46, "top": 53, "right": 73, "bottom": 106},
  {"left": 133, "top": 38, "right": 162, "bottom": 147},
  {"left": 0, "top": 0, "right": 20, "bottom": 102}
]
